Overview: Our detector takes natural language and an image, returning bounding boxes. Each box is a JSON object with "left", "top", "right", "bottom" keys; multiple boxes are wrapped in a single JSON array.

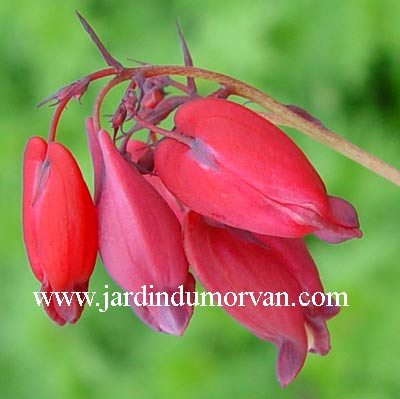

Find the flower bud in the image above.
[
  {"left": 183, "top": 211, "right": 339, "bottom": 386},
  {"left": 155, "top": 98, "right": 361, "bottom": 243},
  {"left": 22, "top": 136, "right": 98, "bottom": 325},
  {"left": 86, "top": 119, "right": 194, "bottom": 335}
]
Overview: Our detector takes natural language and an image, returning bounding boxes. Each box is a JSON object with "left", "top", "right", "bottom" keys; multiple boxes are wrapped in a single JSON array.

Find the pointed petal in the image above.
[
  {"left": 314, "top": 196, "right": 362, "bottom": 243},
  {"left": 183, "top": 211, "right": 308, "bottom": 384},
  {"left": 96, "top": 130, "right": 194, "bottom": 335},
  {"left": 132, "top": 273, "right": 196, "bottom": 335},
  {"left": 277, "top": 340, "right": 308, "bottom": 387},
  {"left": 41, "top": 280, "right": 89, "bottom": 326},
  {"left": 252, "top": 234, "right": 339, "bottom": 355}
]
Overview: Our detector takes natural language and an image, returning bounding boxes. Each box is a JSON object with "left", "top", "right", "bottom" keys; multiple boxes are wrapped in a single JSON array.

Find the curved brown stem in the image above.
[{"left": 89, "top": 65, "right": 400, "bottom": 186}]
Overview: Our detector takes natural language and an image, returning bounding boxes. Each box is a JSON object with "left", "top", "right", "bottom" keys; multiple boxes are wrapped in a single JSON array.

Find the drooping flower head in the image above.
[{"left": 21, "top": 14, "right": 383, "bottom": 387}]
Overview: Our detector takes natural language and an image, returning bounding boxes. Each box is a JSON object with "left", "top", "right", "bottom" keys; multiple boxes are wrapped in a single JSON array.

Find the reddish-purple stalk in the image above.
[
  {"left": 89, "top": 72, "right": 194, "bottom": 151},
  {"left": 47, "top": 68, "right": 116, "bottom": 142}
]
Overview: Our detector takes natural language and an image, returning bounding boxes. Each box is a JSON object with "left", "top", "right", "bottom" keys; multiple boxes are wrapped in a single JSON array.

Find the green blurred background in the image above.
[{"left": 1, "top": 0, "right": 399, "bottom": 398}]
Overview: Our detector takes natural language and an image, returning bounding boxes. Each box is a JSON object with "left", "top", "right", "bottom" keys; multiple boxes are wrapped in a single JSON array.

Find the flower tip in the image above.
[
  {"left": 41, "top": 283, "right": 87, "bottom": 326},
  {"left": 276, "top": 340, "right": 307, "bottom": 387},
  {"left": 134, "top": 303, "right": 193, "bottom": 336},
  {"left": 156, "top": 305, "right": 193, "bottom": 336},
  {"left": 45, "top": 304, "right": 82, "bottom": 326},
  {"left": 132, "top": 274, "right": 195, "bottom": 336},
  {"left": 314, "top": 196, "right": 362, "bottom": 243}
]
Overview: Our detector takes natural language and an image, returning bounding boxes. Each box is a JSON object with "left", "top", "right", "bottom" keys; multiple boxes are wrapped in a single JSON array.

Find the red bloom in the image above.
[
  {"left": 22, "top": 136, "right": 98, "bottom": 325},
  {"left": 155, "top": 98, "right": 361, "bottom": 243},
  {"left": 86, "top": 118, "right": 195, "bottom": 335},
  {"left": 184, "top": 211, "right": 339, "bottom": 386},
  {"left": 24, "top": 15, "right": 373, "bottom": 387}
]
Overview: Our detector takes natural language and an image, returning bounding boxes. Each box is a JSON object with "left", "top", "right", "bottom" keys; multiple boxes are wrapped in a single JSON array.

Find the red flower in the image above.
[
  {"left": 86, "top": 118, "right": 195, "bottom": 335},
  {"left": 22, "top": 136, "right": 98, "bottom": 325},
  {"left": 155, "top": 98, "right": 361, "bottom": 243},
  {"left": 184, "top": 211, "right": 339, "bottom": 386},
  {"left": 24, "top": 15, "right": 374, "bottom": 386}
]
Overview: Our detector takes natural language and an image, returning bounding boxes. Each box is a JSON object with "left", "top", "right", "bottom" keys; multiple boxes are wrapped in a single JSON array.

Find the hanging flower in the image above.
[
  {"left": 27, "top": 14, "right": 400, "bottom": 387},
  {"left": 155, "top": 97, "right": 361, "bottom": 243},
  {"left": 86, "top": 118, "right": 195, "bottom": 335},
  {"left": 22, "top": 136, "right": 98, "bottom": 325},
  {"left": 184, "top": 211, "right": 340, "bottom": 386}
]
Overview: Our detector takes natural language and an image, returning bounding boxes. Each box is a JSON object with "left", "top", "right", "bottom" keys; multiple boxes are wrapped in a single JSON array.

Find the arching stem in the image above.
[
  {"left": 48, "top": 99, "right": 68, "bottom": 142},
  {"left": 47, "top": 68, "right": 116, "bottom": 141},
  {"left": 115, "top": 65, "right": 400, "bottom": 186},
  {"left": 55, "top": 64, "right": 399, "bottom": 186},
  {"left": 93, "top": 76, "right": 122, "bottom": 133}
]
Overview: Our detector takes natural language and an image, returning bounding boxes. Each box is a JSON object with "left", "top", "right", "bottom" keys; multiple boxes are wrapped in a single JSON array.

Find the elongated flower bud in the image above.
[
  {"left": 183, "top": 211, "right": 339, "bottom": 386},
  {"left": 86, "top": 118, "right": 194, "bottom": 335},
  {"left": 155, "top": 98, "right": 361, "bottom": 243},
  {"left": 22, "top": 136, "right": 98, "bottom": 325}
]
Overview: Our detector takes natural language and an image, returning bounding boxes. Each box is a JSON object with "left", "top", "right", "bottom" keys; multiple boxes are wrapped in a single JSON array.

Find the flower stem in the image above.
[
  {"left": 112, "top": 65, "right": 400, "bottom": 187},
  {"left": 47, "top": 68, "right": 116, "bottom": 141},
  {"left": 48, "top": 99, "right": 68, "bottom": 142},
  {"left": 93, "top": 76, "right": 122, "bottom": 133}
]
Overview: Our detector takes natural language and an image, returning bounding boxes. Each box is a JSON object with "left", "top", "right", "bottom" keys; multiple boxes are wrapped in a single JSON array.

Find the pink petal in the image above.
[
  {"left": 94, "top": 129, "right": 194, "bottom": 335},
  {"left": 183, "top": 211, "right": 309, "bottom": 385}
]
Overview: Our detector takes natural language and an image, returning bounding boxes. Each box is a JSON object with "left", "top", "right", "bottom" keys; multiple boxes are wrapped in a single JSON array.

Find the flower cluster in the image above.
[{"left": 22, "top": 15, "right": 362, "bottom": 386}]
